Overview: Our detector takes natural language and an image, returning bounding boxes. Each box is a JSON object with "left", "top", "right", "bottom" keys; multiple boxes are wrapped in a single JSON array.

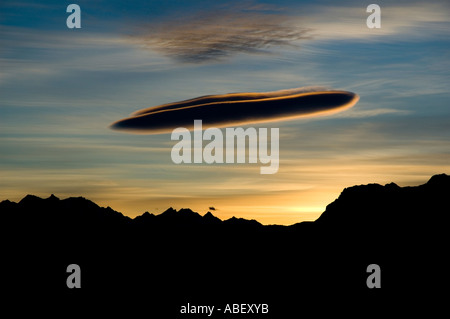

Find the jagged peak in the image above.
[
  {"left": 161, "top": 207, "right": 177, "bottom": 215},
  {"left": 0, "top": 199, "right": 16, "bottom": 207},
  {"left": 63, "top": 196, "right": 95, "bottom": 203},
  {"left": 203, "top": 211, "right": 216, "bottom": 218},
  {"left": 426, "top": 173, "right": 450, "bottom": 186},
  {"left": 139, "top": 211, "right": 155, "bottom": 218},
  {"left": 224, "top": 216, "right": 262, "bottom": 226},
  {"left": 384, "top": 182, "right": 399, "bottom": 188},
  {"left": 203, "top": 211, "right": 222, "bottom": 224},
  {"left": 157, "top": 207, "right": 203, "bottom": 221},
  {"left": 178, "top": 208, "right": 196, "bottom": 214},
  {"left": 19, "top": 194, "right": 43, "bottom": 204},
  {"left": 133, "top": 211, "right": 156, "bottom": 223},
  {"left": 47, "top": 194, "right": 59, "bottom": 201}
]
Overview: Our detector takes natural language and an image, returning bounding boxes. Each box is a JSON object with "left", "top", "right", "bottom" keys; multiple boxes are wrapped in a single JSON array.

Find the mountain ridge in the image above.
[
  {"left": 1, "top": 173, "right": 447, "bottom": 314},
  {"left": 2, "top": 173, "right": 448, "bottom": 229}
]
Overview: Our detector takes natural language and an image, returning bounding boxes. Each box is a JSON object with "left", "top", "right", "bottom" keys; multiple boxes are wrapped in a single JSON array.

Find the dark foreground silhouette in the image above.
[{"left": 1, "top": 174, "right": 448, "bottom": 315}]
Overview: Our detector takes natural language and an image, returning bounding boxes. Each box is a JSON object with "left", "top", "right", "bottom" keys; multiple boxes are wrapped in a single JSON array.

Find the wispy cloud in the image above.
[
  {"left": 308, "top": 3, "right": 450, "bottom": 41},
  {"left": 131, "top": 8, "right": 311, "bottom": 63},
  {"left": 336, "top": 108, "right": 411, "bottom": 118},
  {"left": 119, "top": 1, "right": 450, "bottom": 67}
]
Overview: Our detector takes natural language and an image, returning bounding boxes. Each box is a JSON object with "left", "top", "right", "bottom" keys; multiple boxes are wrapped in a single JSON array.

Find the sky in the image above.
[{"left": 1, "top": 0, "right": 450, "bottom": 225}]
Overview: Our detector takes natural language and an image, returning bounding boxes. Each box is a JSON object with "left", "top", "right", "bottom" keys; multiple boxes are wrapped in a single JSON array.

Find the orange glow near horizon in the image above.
[
  {"left": 4, "top": 162, "right": 445, "bottom": 226},
  {"left": 102, "top": 167, "right": 447, "bottom": 225}
]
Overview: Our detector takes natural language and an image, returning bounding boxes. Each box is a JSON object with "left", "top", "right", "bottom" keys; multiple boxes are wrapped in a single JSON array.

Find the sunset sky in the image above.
[{"left": 1, "top": 0, "right": 449, "bottom": 225}]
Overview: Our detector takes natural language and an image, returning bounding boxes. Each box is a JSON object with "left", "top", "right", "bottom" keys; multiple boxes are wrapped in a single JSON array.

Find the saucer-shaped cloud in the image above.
[{"left": 111, "top": 87, "right": 359, "bottom": 134}]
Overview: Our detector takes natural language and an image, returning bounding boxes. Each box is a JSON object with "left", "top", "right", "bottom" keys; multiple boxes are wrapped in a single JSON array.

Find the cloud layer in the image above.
[
  {"left": 132, "top": 9, "right": 311, "bottom": 63},
  {"left": 111, "top": 87, "right": 359, "bottom": 134}
]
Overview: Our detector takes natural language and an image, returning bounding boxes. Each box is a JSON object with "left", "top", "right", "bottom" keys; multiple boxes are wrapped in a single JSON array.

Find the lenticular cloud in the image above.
[{"left": 110, "top": 87, "right": 359, "bottom": 134}]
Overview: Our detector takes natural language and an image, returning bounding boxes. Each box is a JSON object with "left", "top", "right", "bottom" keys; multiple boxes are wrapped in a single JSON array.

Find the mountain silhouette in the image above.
[
  {"left": 317, "top": 173, "right": 450, "bottom": 227},
  {"left": 0, "top": 195, "right": 266, "bottom": 233},
  {"left": 4, "top": 174, "right": 448, "bottom": 236},
  {"left": 1, "top": 174, "right": 447, "bottom": 315}
]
